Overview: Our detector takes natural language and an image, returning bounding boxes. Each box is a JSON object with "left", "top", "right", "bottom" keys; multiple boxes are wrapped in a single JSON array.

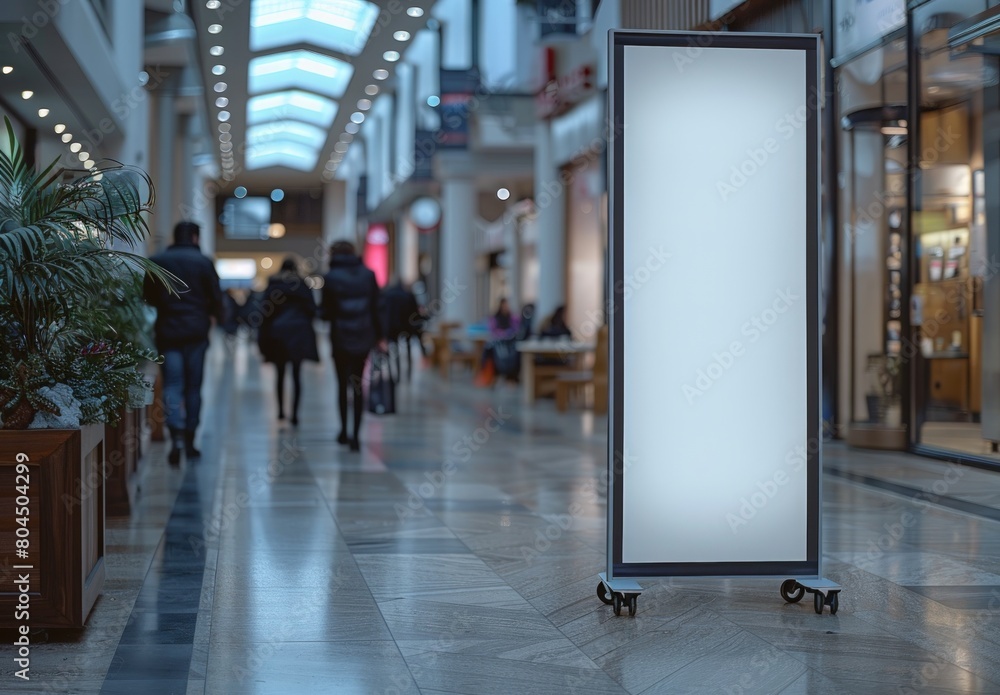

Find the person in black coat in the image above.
[
  {"left": 379, "top": 279, "right": 422, "bottom": 380},
  {"left": 144, "top": 221, "right": 224, "bottom": 464},
  {"left": 258, "top": 257, "right": 319, "bottom": 426},
  {"left": 320, "top": 241, "right": 386, "bottom": 451}
]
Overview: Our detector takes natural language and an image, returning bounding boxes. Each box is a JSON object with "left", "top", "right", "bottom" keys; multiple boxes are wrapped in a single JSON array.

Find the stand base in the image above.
[
  {"left": 780, "top": 577, "right": 842, "bottom": 615},
  {"left": 597, "top": 572, "right": 643, "bottom": 617}
]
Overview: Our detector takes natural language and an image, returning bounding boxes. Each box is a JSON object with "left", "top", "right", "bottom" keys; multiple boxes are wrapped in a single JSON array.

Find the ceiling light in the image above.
[
  {"left": 214, "top": 81, "right": 227, "bottom": 92},
  {"left": 373, "top": 69, "right": 388, "bottom": 80},
  {"left": 383, "top": 51, "right": 400, "bottom": 62},
  {"left": 261, "top": 257, "right": 273, "bottom": 269},
  {"left": 84, "top": 160, "right": 95, "bottom": 168},
  {"left": 61, "top": 133, "right": 72, "bottom": 143},
  {"left": 334, "top": 142, "right": 348, "bottom": 153},
  {"left": 248, "top": 50, "right": 354, "bottom": 99},
  {"left": 357, "top": 98, "right": 371, "bottom": 110},
  {"left": 79, "top": 151, "right": 89, "bottom": 160},
  {"left": 393, "top": 30, "right": 410, "bottom": 41},
  {"left": 350, "top": 112, "right": 364, "bottom": 124},
  {"left": 216, "top": 97, "right": 229, "bottom": 107},
  {"left": 206, "top": 0, "right": 221, "bottom": 8},
  {"left": 365, "top": 84, "right": 378, "bottom": 96},
  {"left": 325, "top": 161, "right": 336, "bottom": 170},
  {"left": 37, "top": 108, "right": 49, "bottom": 117},
  {"left": 208, "top": 24, "right": 222, "bottom": 34},
  {"left": 220, "top": 142, "right": 233, "bottom": 152},
  {"left": 70, "top": 143, "right": 81, "bottom": 152},
  {"left": 406, "top": 7, "right": 424, "bottom": 17},
  {"left": 219, "top": 123, "right": 231, "bottom": 132},
  {"left": 54, "top": 123, "right": 65, "bottom": 134},
  {"left": 218, "top": 110, "right": 231, "bottom": 121},
  {"left": 212, "top": 65, "right": 226, "bottom": 75},
  {"left": 138, "top": 71, "right": 149, "bottom": 85},
  {"left": 340, "top": 133, "right": 353, "bottom": 143},
  {"left": 497, "top": 187, "right": 510, "bottom": 201},
  {"left": 250, "top": 0, "right": 380, "bottom": 56},
  {"left": 21, "top": 90, "right": 32, "bottom": 99},
  {"left": 210, "top": 45, "right": 224, "bottom": 56},
  {"left": 234, "top": 186, "right": 247, "bottom": 198},
  {"left": 268, "top": 223, "right": 285, "bottom": 239},
  {"left": 270, "top": 189, "right": 284, "bottom": 202},
  {"left": 426, "top": 95, "right": 440, "bottom": 107},
  {"left": 345, "top": 122, "right": 360, "bottom": 134},
  {"left": 220, "top": 132, "right": 232, "bottom": 142},
  {"left": 2, "top": 66, "right": 12, "bottom": 74}
]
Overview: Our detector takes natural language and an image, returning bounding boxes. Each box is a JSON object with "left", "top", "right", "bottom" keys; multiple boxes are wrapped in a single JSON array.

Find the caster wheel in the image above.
[
  {"left": 829, "top": 592, "right": 839, "bottom": 615},
  {"left": 627, "top": 595, "right": 637, "bottom": 616},
  {"left": 597, "top": 582, "right": 613, "bottom": 605},
  {"left": 814, "top": 591, "right": 824, "bottom": 614},
  {"left": 780, "top": 579, "right": 805, "bottom": 603},
  {"left": 613, "top": 593, "right": 623, "bottom": 616}
]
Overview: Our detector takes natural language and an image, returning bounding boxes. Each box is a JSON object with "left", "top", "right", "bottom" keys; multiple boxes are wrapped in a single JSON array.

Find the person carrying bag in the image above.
[{"left": 368, "top": 349, "right": 396, "bottom": 415}]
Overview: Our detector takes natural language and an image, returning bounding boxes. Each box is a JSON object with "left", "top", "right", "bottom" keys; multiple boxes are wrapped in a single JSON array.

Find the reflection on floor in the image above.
[
  {"left": 921, "top": 421, "right": 1000, "bottom": 461},
  {"left": 14, "top": 334, "right": 1000, "bottom": 694}
]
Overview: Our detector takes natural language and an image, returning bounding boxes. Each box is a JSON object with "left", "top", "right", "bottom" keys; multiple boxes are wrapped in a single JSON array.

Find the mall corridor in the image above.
[{"left": 8, "top": 334, "right": 997, "bottom": 694}]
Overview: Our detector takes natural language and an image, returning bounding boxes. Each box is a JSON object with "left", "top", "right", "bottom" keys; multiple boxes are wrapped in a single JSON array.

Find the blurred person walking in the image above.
[
  {"left": 144, "top": 221, "right": 224, "bottom": 465},
  {"left": 321, "top": 241, "right": 385, "bottom": 451},
  {"left": 258, "top": 257, "right": 319, "bottom": 427},
  {"left": 379, "top": 278, "right": 422, "bottom": 380}
]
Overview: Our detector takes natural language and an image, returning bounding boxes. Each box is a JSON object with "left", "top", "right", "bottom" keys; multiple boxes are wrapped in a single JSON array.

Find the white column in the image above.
[
  {"left": 398, "top": 215, "right": 419, "bottom": 285},
  {"left": 505, "top": 207, "right": 522, "bottom": 309},
  {"left": 440, "top": 177, "right": 477, "bottom": 324},
  {"left": 155, "top": 90, "right": 175, "bottom": 252},
  {"left": 323, "top": 180, "right": 346, "bottom": 243},
  {"left": 534, "top": 120, "right": 566, "bottom": 320}
]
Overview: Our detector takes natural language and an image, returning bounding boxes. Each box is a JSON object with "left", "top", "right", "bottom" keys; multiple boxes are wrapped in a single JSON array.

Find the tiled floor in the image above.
[{"left": 6, "top": 334, "right": 1000, "bottom": 694}]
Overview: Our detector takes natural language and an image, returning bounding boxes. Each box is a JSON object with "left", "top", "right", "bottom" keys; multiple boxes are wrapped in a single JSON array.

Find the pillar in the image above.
[
  {"left": 155, "top": 90, "right": 175, "bottom": 252},
  {"left": 440, "top": 177, "right": 477, "bottom": 324},
  {"left": 534, "top": 119, "right": 566, "bottom": 321}
]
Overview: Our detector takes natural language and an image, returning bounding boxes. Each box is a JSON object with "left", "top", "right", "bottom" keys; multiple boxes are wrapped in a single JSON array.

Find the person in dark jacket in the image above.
[
  {"left": 258, "top": 257, "right": 319, "bottom": 426},
  {"left": 321, "top": 240, "right": 386, "bottom": 451},
  {"left": 379, "top": 279, "right": 422, "bottom": 380},
  {"left": 144, "top": 221, "right": 224, "bottom": 465}
]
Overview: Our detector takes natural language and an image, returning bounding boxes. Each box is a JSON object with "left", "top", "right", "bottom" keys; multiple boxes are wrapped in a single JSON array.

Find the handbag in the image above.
[{"left": 367, "top": 350, "right": 396, "bottom": 415}]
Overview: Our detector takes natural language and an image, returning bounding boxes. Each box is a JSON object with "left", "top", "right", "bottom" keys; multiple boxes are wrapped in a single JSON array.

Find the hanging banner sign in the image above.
[{"left": 608, "top": 31, "right": 821, "bottom": 579}]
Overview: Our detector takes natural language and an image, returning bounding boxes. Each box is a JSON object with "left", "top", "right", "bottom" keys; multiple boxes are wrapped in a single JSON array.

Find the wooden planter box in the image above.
[
  {"left": 105, "top": 409, "right": 141, "bottom": 516},
  {"left": 0, "top": 425, "right": 106, "bottom": 628}
]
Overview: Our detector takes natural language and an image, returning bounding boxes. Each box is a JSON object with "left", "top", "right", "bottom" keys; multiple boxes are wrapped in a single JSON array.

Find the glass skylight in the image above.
[
  {"left": 246, "top": 90, "right": 338, "bottom": 128},
  {"left": 250, "top": 0, "right": 379, "bottom": 55},
  {"left": 248, "top": 50, "right": 353, "bottom": 97},
  {"left": 245, "top": 141, "right": 319, "bottom": 171},
  {"left": 246, "top": 120, "right": 327, "bottom": 150}
]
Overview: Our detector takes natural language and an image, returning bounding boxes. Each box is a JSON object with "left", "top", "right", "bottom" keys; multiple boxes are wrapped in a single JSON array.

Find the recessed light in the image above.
[
  {"left": 206, "top": 0, "right": 221, "bottom": 8},
  {"left": 54, "top": 123, "right": 65, "bottom": 134},
  {"left": 21, "top": 90, "right": 32, "bottom": 99},
  {"left": 365, "top": 84, "right": 379, "bottom": 96},
  {"left": 212, "top": 65, "right": 226, "bottom": 75},
  {"left": 350, "top": 112, "right": 364, "bottom": 124},
  {"left": 407, "top": 7, "right": 424, "bottom": 17},
  {"left": 210, "top": 45, "right": 224, "bottom": 56},
  {"left": 373, "top": 69, "right": 389, "bottom": 80},
  {"left": 216, "top": 97, "right": 229, "bottom": 107},
  {"left": 84, "top": 160, "right": 95, "bottom": 168},
  {"left": 2, "top": 66, "right": 12, "bottom": 74},
  {"left": 219, "top": 132, "right": 231, "bottom": 142},
  {"left": 70, "top": 143, "right": 81, "bottom": 152},
  {"left": 220, "top": 142, "right": 232, "bottom": 152},
  {"left": 270, "top": 189, "right": 284, "bottom": 202},
  {"left": 138, "top": 71, "right": 149, "bottom": 85},
  {"left": 334, "top": 142, "right": 348, "bottom": 153},
  {"left": 78, "top": 152, "right": 89, "bottom": 161},
  {"left": 208, "top": 24, "right": 222, "bottom": 34},
  {"left": 223, "top": 172, "right": 235, "bottom": 181},
  {"left": 357, "top": 99, "right": 371, "bottom": 110},
  {"left": 340, "top": 133, "right": 354, "bottom": 143},
  {"left": 393, "top": 30, "right": 410, "bottom": 41},
  {"left": 219, "top": 123, "right": 231, "bottom": 132},
  {"left": 61, "top": 133, "right": 72, "bottom": 143},
  {"left": 497, "top": 187, "right": 510, "bottom": 200},
  {"left": 383, "top": 51, "right": 400, "bottom": 62},
  {"left": 426, "top": 95, "right": 440, "bottom": 107},
  {"left": 37, "top": 108, "right": 49, "bottom": 117},
  {"left": 218, "top": 110, "right": 230, "bottom": 121},
  {"left": 214, "top": 82, "right": 227, "bottom": 92},
  {"left": 345, "top": 122, "right": 360, "bottom": 134}
]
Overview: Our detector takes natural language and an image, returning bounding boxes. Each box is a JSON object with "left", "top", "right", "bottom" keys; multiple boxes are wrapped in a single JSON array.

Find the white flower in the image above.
[{"left": 28, "top": 383, "right": 82, "bottom": 429}]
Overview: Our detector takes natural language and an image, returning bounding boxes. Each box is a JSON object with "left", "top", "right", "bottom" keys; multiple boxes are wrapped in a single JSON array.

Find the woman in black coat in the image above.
[{"left": 258, "top": 257, "right": 319, "bottom": 426}]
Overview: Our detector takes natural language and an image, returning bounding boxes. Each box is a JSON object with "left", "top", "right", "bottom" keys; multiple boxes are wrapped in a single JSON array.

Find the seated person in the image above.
[
  {"left": 536, "top": 305, "right": 573, "bottom": 366},
  {"left": 480, "top": 298, "right": 520, "bottom": 382}
]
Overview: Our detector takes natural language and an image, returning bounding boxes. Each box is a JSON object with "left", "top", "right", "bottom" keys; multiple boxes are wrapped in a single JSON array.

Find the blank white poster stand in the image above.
[{"left": 599, "top": 30, "right": 839, "bottom": 616}]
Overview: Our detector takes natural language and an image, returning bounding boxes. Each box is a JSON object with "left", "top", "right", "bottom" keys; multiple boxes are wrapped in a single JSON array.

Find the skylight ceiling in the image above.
[
  {"left": 245, "top": 141, "right": 319, "bottom": 171},
  {"left": 246, "top": 90, "right": 338, "bottom": 128},
  {"left": 250, "top": 0, "right": 380, "bottom": 55},
  {"left": 247, "top": 120, "right": 328, "bottom": 150},
  {"left": 248, "top": 50, "right": 354, "bottom": 97}
]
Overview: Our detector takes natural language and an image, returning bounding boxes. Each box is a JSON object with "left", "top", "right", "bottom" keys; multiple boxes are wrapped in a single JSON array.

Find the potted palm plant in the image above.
[{"left": 0, "top": 118, "right": 172, "bottom": 627}]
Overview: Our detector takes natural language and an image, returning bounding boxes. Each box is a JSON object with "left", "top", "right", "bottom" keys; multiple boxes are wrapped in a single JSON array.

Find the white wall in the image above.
[
  {"left": 479, "top": 0, "right": 517, "bottom": 89},
  {"left": 433, "top": 0, "right": 473, "bottom": 70}
]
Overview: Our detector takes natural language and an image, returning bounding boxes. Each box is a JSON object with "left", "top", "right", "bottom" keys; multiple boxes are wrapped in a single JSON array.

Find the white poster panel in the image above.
[{"left": 620, "top": 44, "right": 810, "bottom": 565}]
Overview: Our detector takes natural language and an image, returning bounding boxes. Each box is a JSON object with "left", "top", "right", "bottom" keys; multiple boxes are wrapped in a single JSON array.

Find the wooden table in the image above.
[{"left": 516, "top": 339, "right": 596, "bottom": 404}]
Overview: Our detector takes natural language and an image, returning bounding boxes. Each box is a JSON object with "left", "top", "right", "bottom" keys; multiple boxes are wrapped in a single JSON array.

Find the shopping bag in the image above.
[{"left": 368, "top": 351, "right": 396, "bottom": 415}]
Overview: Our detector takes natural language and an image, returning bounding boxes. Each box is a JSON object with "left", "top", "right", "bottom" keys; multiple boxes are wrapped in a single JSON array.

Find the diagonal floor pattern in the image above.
[{"left": 8, "top": 334, "right": 1000, "bottom": 694}]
